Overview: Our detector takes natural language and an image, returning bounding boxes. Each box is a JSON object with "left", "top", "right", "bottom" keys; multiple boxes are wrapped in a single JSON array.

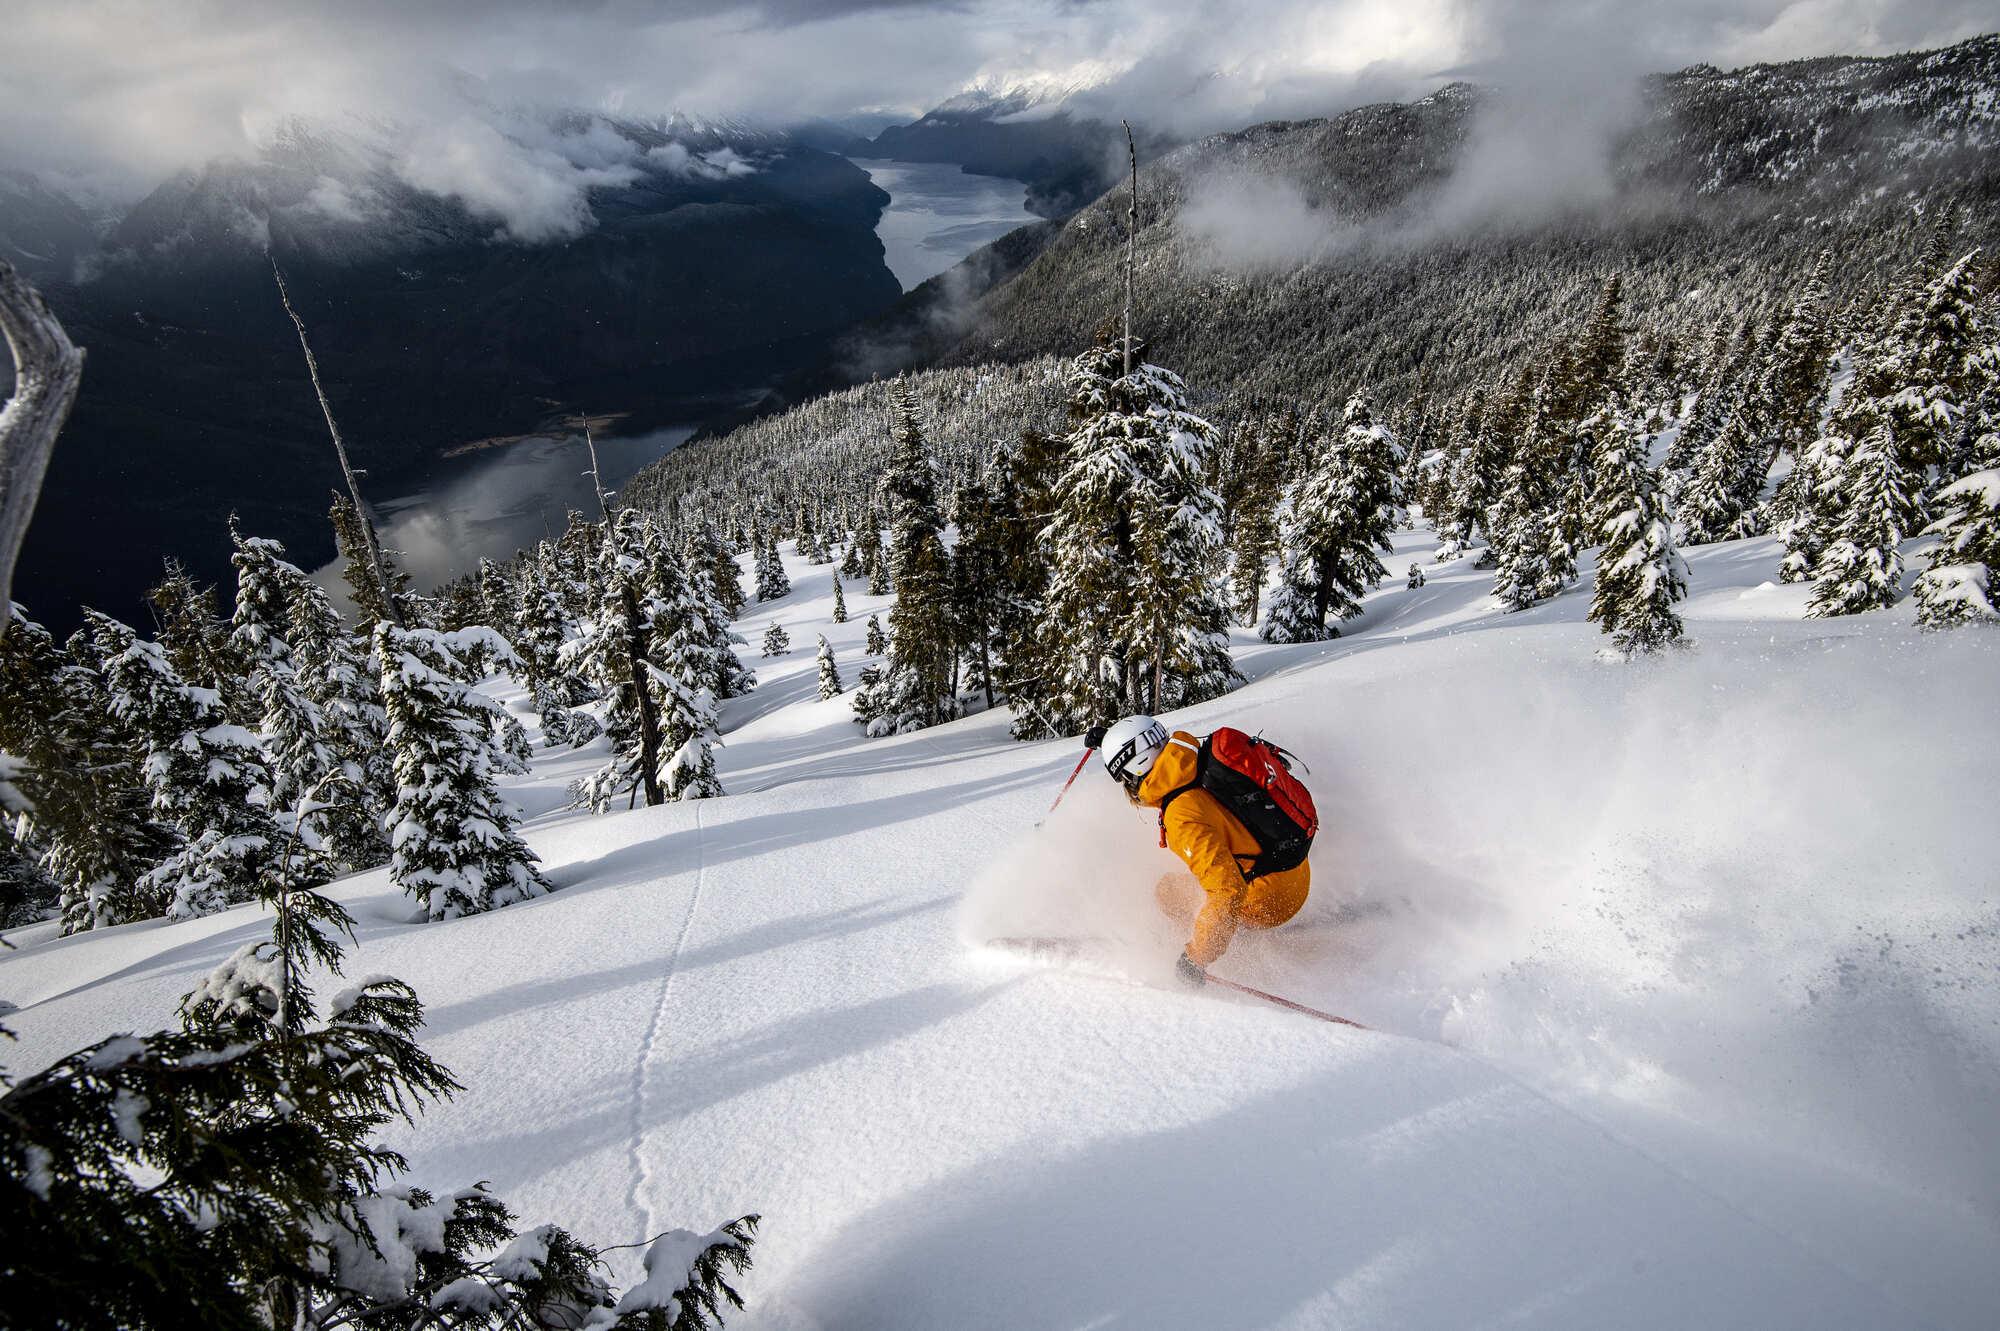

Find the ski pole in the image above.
[
  {"left": 1046, "top": 747, "right": 1095, "bottom": 816},
  {"left": 1203, "top": 972, "right": 1368, "bottom": 1030}
]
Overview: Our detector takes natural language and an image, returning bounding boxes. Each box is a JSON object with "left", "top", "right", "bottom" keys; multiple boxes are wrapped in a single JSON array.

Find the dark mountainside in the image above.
[
  {"left": 4, "top": 122, "right": 901, "bottom": 632},
  {"left": 936, "top": 38, "right": 2000, "bottom": 416}
]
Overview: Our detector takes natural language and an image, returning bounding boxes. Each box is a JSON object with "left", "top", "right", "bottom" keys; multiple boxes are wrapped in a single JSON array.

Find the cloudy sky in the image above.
[{"left": 5, "top": 0, "right": 1990, "bottom": 203}]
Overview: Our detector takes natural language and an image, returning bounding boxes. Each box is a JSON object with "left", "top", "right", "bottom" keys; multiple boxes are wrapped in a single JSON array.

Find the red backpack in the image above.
[{"left": 1158, "top": 728, "right": 1319, "bottom": 879}]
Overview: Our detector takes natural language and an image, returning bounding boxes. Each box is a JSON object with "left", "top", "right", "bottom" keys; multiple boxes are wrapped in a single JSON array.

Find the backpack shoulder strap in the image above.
[{"left": 1154, "top": 734, "right": 1208, "bottom": 846}]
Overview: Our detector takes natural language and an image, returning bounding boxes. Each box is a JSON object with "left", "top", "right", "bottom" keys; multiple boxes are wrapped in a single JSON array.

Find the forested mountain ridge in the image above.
[
  {"left": 621, "top": 35, "right": 1999, "bottom": 537},
  {"left": 939, "top": 34, "right": 2000, "bottom": 415}
]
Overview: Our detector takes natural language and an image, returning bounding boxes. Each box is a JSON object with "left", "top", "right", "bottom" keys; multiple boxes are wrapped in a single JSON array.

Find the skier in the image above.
[{"left": 1087, "top": 715, "right": 1317, "bottom": 986}]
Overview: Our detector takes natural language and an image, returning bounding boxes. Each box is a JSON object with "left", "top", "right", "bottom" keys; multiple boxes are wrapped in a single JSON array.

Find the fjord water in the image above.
[{"left": 853, "top": 158, "right": 1040, "bottom": 290}]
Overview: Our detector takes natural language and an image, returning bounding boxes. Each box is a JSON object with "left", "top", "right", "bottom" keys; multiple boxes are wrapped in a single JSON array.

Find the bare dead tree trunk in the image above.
[
  {"left": 578, "top": 413, "right": 664, "bottom": 807},
  {"left": 1122, "top": 120, "right": 1138, "bottom": 382},
  {"left": 0, "top": 260, "right": 83, "bottom": 635},
  {"left": 270, "top": 255, "right": 405, "bottom": 628}
]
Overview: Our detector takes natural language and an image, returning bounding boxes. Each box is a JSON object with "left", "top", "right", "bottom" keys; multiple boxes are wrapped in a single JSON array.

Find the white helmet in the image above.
[{"left": 1100, "top": 715, "right": 1169, "bottom": 785}]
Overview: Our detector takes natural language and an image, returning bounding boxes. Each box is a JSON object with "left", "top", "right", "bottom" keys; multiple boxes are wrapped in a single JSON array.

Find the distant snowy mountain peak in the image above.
[{"left": 934, "top": 71, "right": 1106, "bottom": 120}]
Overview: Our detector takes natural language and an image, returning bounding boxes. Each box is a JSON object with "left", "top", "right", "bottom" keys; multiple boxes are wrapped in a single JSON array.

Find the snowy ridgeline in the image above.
[{"left": 3, "top": 522, "right": 1997, "bottom": 1329}]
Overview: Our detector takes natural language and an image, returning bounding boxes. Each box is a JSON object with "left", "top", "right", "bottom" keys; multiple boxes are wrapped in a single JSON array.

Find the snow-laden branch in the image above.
[{"left": 0, "top": 259, "right": 83, "bottom": 633}]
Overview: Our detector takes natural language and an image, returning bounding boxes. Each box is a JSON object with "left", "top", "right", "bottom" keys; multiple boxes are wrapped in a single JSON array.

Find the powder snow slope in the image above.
[{"left": 4, "top": 529, "right": 1998, "bottom": 1330}]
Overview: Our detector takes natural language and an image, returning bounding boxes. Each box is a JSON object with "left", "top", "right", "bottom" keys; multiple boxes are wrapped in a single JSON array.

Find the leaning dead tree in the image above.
[
  {"left": 0, "top": 259, "right": 84, "bottom": 635},
  {"left": 1121, "top": 119, "right": 1138, "bottom": 380},
  {"left": 270, "top": 254, "right": 406, "bottom": 628},
  {"left": 577, "top": 412, "right": 665, "bottom": 807}
]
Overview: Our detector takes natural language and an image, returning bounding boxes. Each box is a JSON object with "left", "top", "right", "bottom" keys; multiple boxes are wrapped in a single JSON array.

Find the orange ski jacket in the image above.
[{"left": 1135, "top": 730, "right": 1311, "bottom": 966}]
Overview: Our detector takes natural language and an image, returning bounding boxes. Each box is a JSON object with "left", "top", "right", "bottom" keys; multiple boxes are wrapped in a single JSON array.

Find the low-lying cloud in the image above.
[{"left": 3, "top": 0, "right": 1992, "bottom": 240}]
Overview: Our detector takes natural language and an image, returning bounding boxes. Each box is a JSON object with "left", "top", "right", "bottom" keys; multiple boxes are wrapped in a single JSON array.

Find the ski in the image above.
[{"left": 979, "top": 936, "right": 1368, "bottom": 1030}]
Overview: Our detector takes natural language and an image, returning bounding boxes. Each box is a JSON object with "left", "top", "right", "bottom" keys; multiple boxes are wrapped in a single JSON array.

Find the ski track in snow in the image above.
[
  {"left": 624, "top": 797, "right": 708, "bottom": 1244},
  {"left": 5, "top": 524, "right": 1999, "bottom": 1329}
]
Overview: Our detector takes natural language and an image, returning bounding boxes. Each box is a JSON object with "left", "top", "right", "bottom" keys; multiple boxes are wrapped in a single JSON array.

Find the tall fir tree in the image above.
[
  {"left": 0, "top": 609, "right": 174, "bottom": 933},
  {"left": 1589, "top": 416, "right": 1690, "bottom": 654},
  {"left": 1806, "top": 422, "right": 1921, "bottom": 617},
  {"left": 562, "top": 513, "right": 665, "bottom": 811},
  {"left": 103, "top": 618, "right": 319, "bottom": 921},
  {"left": 1261, "top": 396, "right": 1405, "bottom": 642},
  {"left": 689, "top": 522, "right": 747, "bottom": 621},
  {"left": 1754, "top": 249, "right": 1836, "bottom": 458},
  {"left": 283, "top": 564, "right": 395, "bottom": 870},
  {"left": 229, "top": 527, "right": 334, "bottom": 816},
  {"left": 328, "top": 491, "right": 411, "bottom": 631},
  {"left": 854, "top": 384, "right": 960, "bottom": 735},
  {"left": 145, "top": 558, "right": 248, "bottom": 721},
  {"left": 988, "top": 426, "right": 1065, "bottom": 739},
  {"left": 864, "top": 613, "right": 887, "bottom": 656},
  {"left": 1037, "top": 335, "right": 1236, "bottom": 730},
  {"left": 948, "top": 475, "right": 1007, "bottom": 709},
  {"left": 1680, "top": 409, "right": 1763, "bottom": 544},
  {"left": 1913, "top": 436, "right": 2000, "bottom": 627},
  {"left": 853, "top": 506, "right": 886, "bottom": 592},
  {"left": 754, "top": 533, "right": 792, "bottom": 602},
  {"left": 512, "top": 548, "right": 593, "bottom": 748},
  {"left": 1487, "top": 460, "right": 1547, "bottom": 612},
  {"left": 1778, "top": 429, "right": 1854, "bottom": 582},
  {"left": 831, "top": 568, "right": 848, "bottom": 623},
  {"left": 375, "top": 622, "right": 549, "bottom": 919},
  {"left": 641, "top": 554, "right": 725, "bottom": 802},
  {"left": 682, "top": 531, "right": 756, "bottom": 703},
  {"left": 1225, "top": 413, "right": 1285, "bottom": 624}
]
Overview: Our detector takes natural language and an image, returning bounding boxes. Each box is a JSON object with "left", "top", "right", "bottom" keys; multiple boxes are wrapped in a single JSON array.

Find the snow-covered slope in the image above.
[{"left": 5, "top": 531, "right": 1998, "bottom": 1329}]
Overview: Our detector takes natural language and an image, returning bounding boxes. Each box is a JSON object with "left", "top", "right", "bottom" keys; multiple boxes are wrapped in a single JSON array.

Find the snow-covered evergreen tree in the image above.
[
  {"left": 754, "top": 534, "right": 792, "bottom": 602},
  {"left": 831, "top": 569, "right": 848, "bottom": 623},
  {"left": 1225, "top": 414, "right": 1285, "bottom": 623},
  {"left": 0, "top": 610, "right": 175, "bottom": 932},
  {"left": 1487, "top": 461, "right": 1548, "bottom": 613},
  {"left": 682, "top": 534, "right": 756, "bottom": 703},
  {"left": 328, "top": 492, "right": 412, "bottom": 631},
  {"left": 1777, "top": 430, "right": 1852, "bottom": 582},
  {"left": 854, "top": 384, "right": 960, "bottom": 736},
  {"left": 760, "top": 621, "right": 790, "bottom": 657},
  {"left": 1754, "top": 249, "right": 1836, "bottom": 456},
  {"left": 103, "top": 620, "right": 314, "bottom": 920},
  {"left": 1262, "top": 396, "right": 1404, "bottom": 642},
  {"left": 1914, "top": 440, "right": 2000, "bottom": 627},
  {"left": 1039, "top": 336, "right": 1236, "bottom": 726},
  {"left": 642, "top": 560, "right": 725, "bottom": 803},
  {"left": 816, "top": 635, "right": 844, "bottom": 700},
  {"left": 0, "top": 753, "right": 58, "bottom": 928},
  {"left": 1589, "top": 424, "right": 1689, "bottom": 654},
  {"left": 948, "top": 475, "right": 1009, "bottom": 710},
  {"left": 513, "top": 550, "right": 592, "bottom": 748},
  {"left": 1680, "top": 409, "right": 1762, "bottom": 544},
  {"left": 1807, "top": 422, "right": 1920, "bottom": 617},
  {"left": 375, "top": 623, "right": 548, "bottom": 920},
  {"left": 281, "top": 569, "right": 395, "bottom": 871},
  {"left": 564, "top": 518, "right": 657, "bottom": 811},
  {"left": 145, "top": 558, "right": 249, "bottom": 721},
  {"left": 864, "top": 612, "right": 887, "bottom": 656},
  {"left": 476, "top": 557, "right": 516, "bottom": 641},
  {"left": 0, "top": 838, "right": 759, "bottom": 1329},
  {"left": 689, "top": 522, "right": 747, "bottom": 621},
  {"left": 1876, "top": 249, "right": 1998, "bottom": 490},
  {"left": 229, "top": 528, "right": 334, "bottom": 817}
]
